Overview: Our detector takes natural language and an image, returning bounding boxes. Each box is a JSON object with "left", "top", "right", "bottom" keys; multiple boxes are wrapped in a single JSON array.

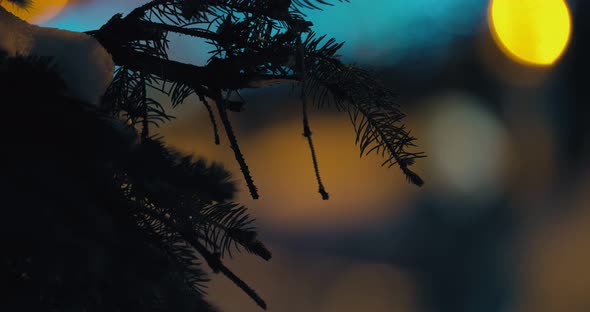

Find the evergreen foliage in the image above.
[
  {"left": 88, "top": 0, "right": 424, "bottom": 200},
  {"left": 0, "top": 53, "right": 267, "bottom": 310},
  {"left": 1, "top": 0, "right": 424, "bottom": 311}
]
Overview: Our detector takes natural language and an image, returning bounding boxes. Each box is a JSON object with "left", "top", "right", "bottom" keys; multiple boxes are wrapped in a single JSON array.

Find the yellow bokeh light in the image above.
[
  {"left": 1, "top": 0, "right": 69, "bottom": 24},
  {"left": 488, "top": 0, "right": 572, "bottom": 66}
]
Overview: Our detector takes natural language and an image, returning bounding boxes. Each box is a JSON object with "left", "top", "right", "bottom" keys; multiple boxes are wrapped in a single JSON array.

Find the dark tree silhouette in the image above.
[
  {"left": 1, "top": 53, "right": 265, "bottom": 311},
  {"left": 0, "top": 0, "right": 423, "bottom": 311},
  {"left": 87, "top": 0, "right": 425, "bottom": 198}
]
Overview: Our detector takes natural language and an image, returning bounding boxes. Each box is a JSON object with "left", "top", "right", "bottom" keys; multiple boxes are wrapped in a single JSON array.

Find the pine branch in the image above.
[
  {"left": 138, "top": 205, "right": 267, "bottom": 310},
  {"left": 301, "top": 88, "right": 329, "bottom": 199},
  {"left": 92, "top": 0, "right": 424, "bottom": 197},
  {"left": 121, "top": 137, "right": 269, "bottom": 258},
  {"left": 126, "top": 138, "right": 237, "bottom": 203},
  {"left": 140, "top": 75, "right": 150, "bottom": 141},
  {"left": 213, "top": 90, "right": 259, "bottom": 199},
  {"left": 94, "top": 43, "right": 298, "bottom": 97},
  {"left": 102, "top": 67, "right": 175, "bottom": 129},
  {"left": 139, "top": 213, "right": 210, "bottom": 295},
  {"left": 298, "top": 36, "right": 329, "bottom": 199},
  {"left": 201, "top": 96, "right": 221, "bottom": 145},
  {"left": 302, "top": 33, "right": 425, "bottom": 185},
  {"left": 217, "top": 263, "right": 267, "bottom": 310},
  {"left": 198, "top": 203, "right": 271, "bottom": 260},
  {"left": 137, "top": 20, "right": 219, "bottom": 40}
]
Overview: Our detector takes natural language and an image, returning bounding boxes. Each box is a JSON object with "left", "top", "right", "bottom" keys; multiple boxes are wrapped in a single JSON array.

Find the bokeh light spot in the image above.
[
  {"left": 1, "top": 0, "right": 69, "bottom": 24},
  {"left": 488, "top": 0, "right": 572, "bottom": 66},
  {"left": 422, "top": 93, "right": 510, "bottom": 199}
]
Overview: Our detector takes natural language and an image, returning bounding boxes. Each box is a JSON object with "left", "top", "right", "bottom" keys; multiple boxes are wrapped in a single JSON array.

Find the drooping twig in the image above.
[
  {"left": 199, "top": 95, "right": 221, "bottom": 145},
  {"left": 140, "top": 74, "right": 150, "bottom": 141},
  {"left": 298, "top": 36, "right": 329, "bottom": 200},
  {"left": 138, "top": 206, "right": 267, "bottom": 309},
  {"left": 217, "top": 263, "right": 267, "bottom": 310},
  {"left": 212, "top": 89, "right": 259, "bottom": 199}
]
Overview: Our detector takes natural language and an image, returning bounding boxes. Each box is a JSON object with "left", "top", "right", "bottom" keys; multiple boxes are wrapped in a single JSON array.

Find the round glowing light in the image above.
[
  {"left": 488, "top": 0, "right": 572, "bottom": 66},
  {"left": 1, "top": 0, "right": 69, "bottom": 24},
  {"left": 424, "top": 93, "right": 510, "bottom": 199}
]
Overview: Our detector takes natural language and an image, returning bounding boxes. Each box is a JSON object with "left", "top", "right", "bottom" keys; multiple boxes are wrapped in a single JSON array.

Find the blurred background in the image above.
[{"left": 10, "top": 0, "right": 589, "bottom": 311}]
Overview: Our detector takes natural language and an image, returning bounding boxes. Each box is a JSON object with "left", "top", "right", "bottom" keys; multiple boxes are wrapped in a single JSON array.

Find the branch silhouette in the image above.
[
  {"left": 1, "top": 1, "right": 424, "bottom": 311},
  {"left": 89, "top": 0, "right": 424, "bottom": 200}
]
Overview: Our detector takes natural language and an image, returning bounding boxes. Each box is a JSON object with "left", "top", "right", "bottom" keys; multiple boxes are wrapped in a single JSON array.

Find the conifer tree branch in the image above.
[
  {"left": 137, "top": 20, "right": 219, "bottom": 40},
  {"left": 200, "top": 96, "right": 221, "bottom": 145},
  {"left": 90, "top": 0, "right": 424, "bottom": 198},
  {"left": 92, "top": 42, "right": 299, "bottom": 96},
  {"left": 302, "top": 33, "right": 425, "bottom": 185},
  {"left": 217, "top": 263, "right": 267, "bottom": 310},
  {"left": 302, "top": 94, "right": 329, "bottom": 199},
  {"left": 138, "top": 205, "right": 267, "bottom": 309},
  {"left": 197, "top": 203, "right": 272, "bottom": 260},
  {"left": 298, "top": 36, "right": 329, "bottom": 199},
  {"left": 138, "top": 213, "right": 210, "bottom": 295},
  {"left": 140, "top": 75, "right": 150, "bottom": 141},
  {"left": 212, "top": 90, "right": 259, "bottom": 199}
]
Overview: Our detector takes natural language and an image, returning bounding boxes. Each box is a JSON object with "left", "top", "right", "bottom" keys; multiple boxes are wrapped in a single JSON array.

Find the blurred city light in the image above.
[
  {"left": 421, "top": 93, "right": 510, "bottom": 200},
  {"left": 488, "top": 0, "right": 572, "bottom": 66},
  {"left": 0, "top": 0, "right": 69, "bottom": 24},
  {"left": 478, "top": 30, "right": 554, "bottom": 87}
]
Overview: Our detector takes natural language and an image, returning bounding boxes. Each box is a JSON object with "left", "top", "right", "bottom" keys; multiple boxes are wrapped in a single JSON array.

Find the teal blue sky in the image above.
[
  {"left": 44, "top": 0, "right": 488, "bottom": 66},
  {"left": 301, "top": 0, "right": 488, "bottom": 65}
]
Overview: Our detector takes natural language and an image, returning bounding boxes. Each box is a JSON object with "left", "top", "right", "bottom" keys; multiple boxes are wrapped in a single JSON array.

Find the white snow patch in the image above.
[{"left": 0, "top": 7, "right": 114, "bottom": 105}]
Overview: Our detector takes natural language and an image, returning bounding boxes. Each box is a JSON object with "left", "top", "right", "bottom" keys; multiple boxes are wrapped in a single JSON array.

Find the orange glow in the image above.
[
  {"left": 1, "top": 0, "right": 68, "bottom": 24},
  {"left": 235, "top": 114, "right": 416, "bottom": 229},
  {"left": 155, "top": 101, "right": 419, "bottom": 230},
  {"left": 488, "top": 0, "right": 572, "bottom": 66}
]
